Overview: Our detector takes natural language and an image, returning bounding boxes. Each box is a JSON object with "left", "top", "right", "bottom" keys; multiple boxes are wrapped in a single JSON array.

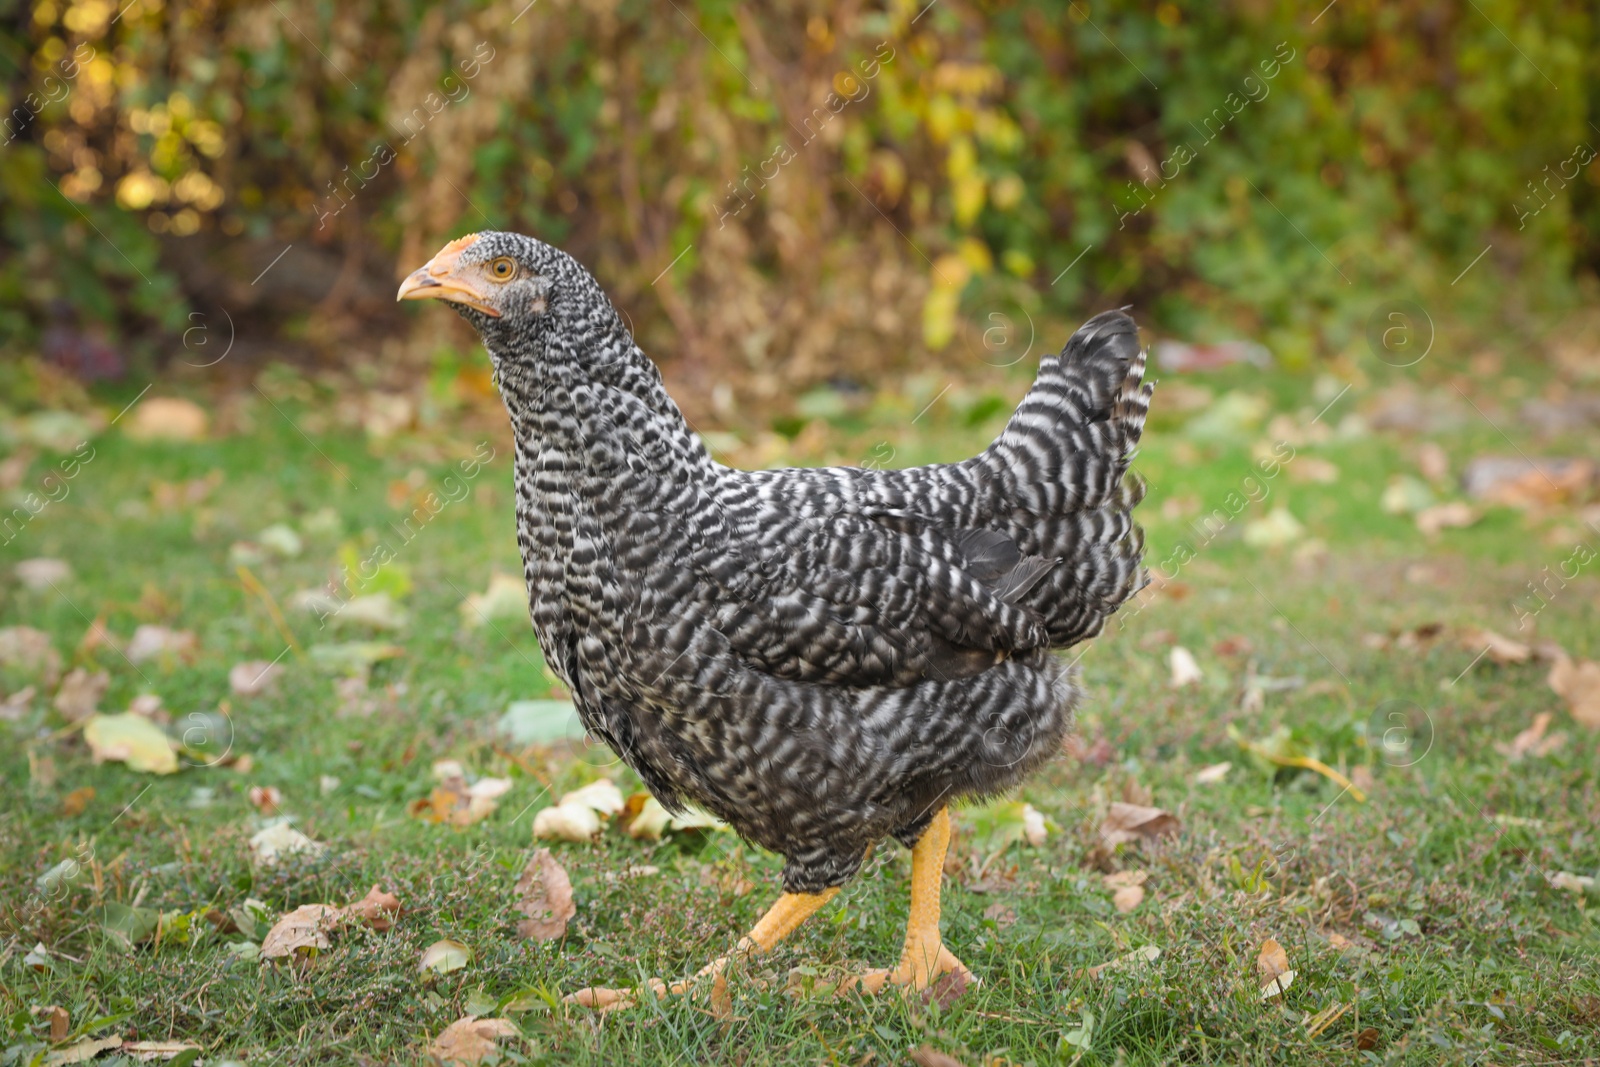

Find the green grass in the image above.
[{"left": 2, "top": 352, "right": 1598, "bottom": 1066}]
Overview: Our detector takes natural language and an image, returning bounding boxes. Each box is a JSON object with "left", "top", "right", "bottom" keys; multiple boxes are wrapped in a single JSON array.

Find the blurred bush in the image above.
[{"left": 0, "top": 0, "right": 1596, "bottom": 403}]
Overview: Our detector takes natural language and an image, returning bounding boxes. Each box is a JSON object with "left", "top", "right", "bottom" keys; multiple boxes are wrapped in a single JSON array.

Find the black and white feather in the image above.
[{"left": 451, "top": 232, "right": 1151, "bottom": 892}]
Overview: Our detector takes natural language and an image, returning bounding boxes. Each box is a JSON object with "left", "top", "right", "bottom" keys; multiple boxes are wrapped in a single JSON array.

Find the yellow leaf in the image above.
[{"left": 83, "top": 713, "right": 178, "bottom": 774}]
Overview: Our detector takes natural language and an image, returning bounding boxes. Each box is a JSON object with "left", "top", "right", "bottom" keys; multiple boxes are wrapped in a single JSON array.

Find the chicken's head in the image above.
[{"left": 397, "top": 231, "right": 556, "bottom": 329}]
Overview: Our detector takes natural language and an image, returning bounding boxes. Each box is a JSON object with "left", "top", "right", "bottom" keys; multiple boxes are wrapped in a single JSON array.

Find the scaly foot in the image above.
[{"left": 849, "top": 940, "right": 975, "bottom": 995}]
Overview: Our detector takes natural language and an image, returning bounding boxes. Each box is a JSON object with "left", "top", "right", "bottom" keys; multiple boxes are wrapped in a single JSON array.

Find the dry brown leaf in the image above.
[
  {"left": 45, "top": 1005, "right": 68, "bottom": 1042},
  {"left": 248, "top": 785, "right": 283, "bottom": 815},
  {"left": 1495, "top": 712, "right": 1566, "bottom": 760},
  {"left": 345, "top": 884, "right": 402, "bottom": 931},
  {"left": 1415, "top": 502, "right": 1477, "bottom": 536},
  {"left": 1258, "top": 937, "right": 1295, "bottom": 998},
  {"left": 124, "top": 397, "right": 208, "bottom": 441},
  {"left": 427, "top": 1016, "right": 519, "bottom": 1066},
  {"left": 53, "top": 668, "right": 108, "bottom": 723},
  {"left": 1549, "top": 655, "right": 1600, "bottom": 728},
  {"left": 0, "top": 625, "right": 62, "bottom": 685},
  {"left": 1327, "top": 932, "right": 1354, "bottom": 951},
  {"left": 1100, "top": 802, "right": 1179, "bottom": 847},
  {"left": 61, "top": 786, "right": 95, "bottom": 816},
  {"left": 124, "top": 625, "right": 197, "bottom": 664},
  {"left": 259, "top": 903, "right": 342, "bottom": 960},
  {"left": 1112, "top": 884, "right": 1145, "bottom": 912},
  {"left": 229, "top": 660, "right": 283, "bottom": 696},
  {"left": 409, "top": 776, "right": 500, "bottom": 827},
  {"left": 1257, "top": 938, "right": 1290, "bottom": 983},
  {"left": 514, "top": 848, "right": 576, "bottom": 941},
  {"left": 122, "top": 1041, "right": 203, "bottom": 1061},
  {"left": 44, "top": 1034, "right": 121, "bottom": 1064},
  {"left": 1461, "top": 627, "right": 1531, "bottom": 665},
  {"left": 908, "top": 1047, "right": 969, "bottom": 1067}
]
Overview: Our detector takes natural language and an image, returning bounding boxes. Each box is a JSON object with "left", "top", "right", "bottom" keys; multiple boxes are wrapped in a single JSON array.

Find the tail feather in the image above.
[{"left": 980, "top": 309, "right": 1151, "bottom": 647}]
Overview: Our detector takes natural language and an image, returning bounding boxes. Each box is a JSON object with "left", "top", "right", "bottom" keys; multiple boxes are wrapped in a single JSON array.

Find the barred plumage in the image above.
[{"left": 402, "top": 232, "right": 1151, "bottom": 894}]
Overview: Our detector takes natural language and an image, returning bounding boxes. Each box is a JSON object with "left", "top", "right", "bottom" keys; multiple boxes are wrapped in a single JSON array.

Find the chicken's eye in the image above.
[{"left": 489, "top": 257, "right": 517, "bottom": 281}]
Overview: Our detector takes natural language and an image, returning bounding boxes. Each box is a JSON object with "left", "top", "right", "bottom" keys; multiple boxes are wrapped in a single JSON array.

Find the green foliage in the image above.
[{"left": 0, "top": 0, "right": 1596, "bottom": 375}]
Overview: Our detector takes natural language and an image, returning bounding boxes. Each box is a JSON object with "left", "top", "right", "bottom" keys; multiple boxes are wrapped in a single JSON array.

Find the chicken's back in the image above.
[{"left": 742, "top": 309, "right": 1151, "bottom": 651}]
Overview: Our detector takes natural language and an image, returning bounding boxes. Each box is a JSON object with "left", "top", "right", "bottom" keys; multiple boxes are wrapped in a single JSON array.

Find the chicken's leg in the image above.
[
  {"left": 566, "top": 888, "right": 838, "bottom": 1010},
  {"left": 851, "top": 807, "right": 974, "bottom": 993}
]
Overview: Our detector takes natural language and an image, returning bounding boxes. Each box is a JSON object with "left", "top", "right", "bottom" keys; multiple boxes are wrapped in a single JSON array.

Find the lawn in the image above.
[{"left": 2, "top": 337, "right": 1598, "bottom": 1066}]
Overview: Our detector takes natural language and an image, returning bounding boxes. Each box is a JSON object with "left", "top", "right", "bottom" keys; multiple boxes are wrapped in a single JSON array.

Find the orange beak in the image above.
[{"left": 396, "top": 233, "right": 501, "bottom": 317}]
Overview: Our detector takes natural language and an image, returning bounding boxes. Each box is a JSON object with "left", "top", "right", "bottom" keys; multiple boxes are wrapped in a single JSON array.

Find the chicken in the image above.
[{"left": 399, "top": 232, "right": 1151, "bottom": 1003}]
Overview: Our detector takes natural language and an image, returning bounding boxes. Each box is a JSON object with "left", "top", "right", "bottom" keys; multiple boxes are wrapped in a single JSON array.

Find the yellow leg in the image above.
[
  {"left": 852, "top": 807, "right": 974, "bottom": 993},
  {"left": 565, "top": 888, "right": 838, "bottom": 1010}
]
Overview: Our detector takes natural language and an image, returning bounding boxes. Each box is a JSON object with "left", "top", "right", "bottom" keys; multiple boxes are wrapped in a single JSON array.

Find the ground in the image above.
[{"left": 1, "top": 342, "right": 1598, "bottom": 1066}]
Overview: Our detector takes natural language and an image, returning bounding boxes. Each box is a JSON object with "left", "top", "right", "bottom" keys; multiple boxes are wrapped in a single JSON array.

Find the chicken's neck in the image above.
[{"left": 491, "top": 317, "right": 711, "bottom": 470}]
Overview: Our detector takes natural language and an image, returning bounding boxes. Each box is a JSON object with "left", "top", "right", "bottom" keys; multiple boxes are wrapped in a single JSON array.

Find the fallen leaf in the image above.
[
  {"left": 229, "top": 660, "right": 283, "bottom": 696},
  {"left": 409, "top": 774, "right": 504, "bottom": 827},
  {"left": 1381, "top": 475, "right": 1435, "bottom": 515},
  {"left": 1548, "top": 870, "right": 1597, "bottom": 894},
  {"left": 1242, "top": 506, "right": 1305, "bottom": 548},
  {"left": 101, "top": 901, "right": 162, "bottom": 948},
  {"left": 0, "top": 626, "right": 62, "bottom": 685},
  {"left": 1461, "top": 627, "right": 1531, "bottom": 665},
  {"left": 124, "top": 396, "right": 209, "bottom": 441},
  {"left": 459, "top": 573, "right": 529, "bottom": 629},
  {"left": 335, "top": 594, "right": 409, "bottom": 631},
  {"left": 1415, "top": 502, "right": 1477, "bottom": 536},
  {"left": 1495, "top": 712, "right": 1566, "bottom": 760},
  {"left": 1168, "top": 646, "right": 1203, "bottom": 687},
  {"left": 127, "top": 693, "right": 165, "bottom": 720},
  {"left": 308, "top": 641, "right": 405, "bottom": 675},
  {"left": 1462, "top": 455, "right": 1595, "bottom": 507},
  {"left": 248, "top": 822, "right": 325, "bottom": 865},
  {"left": 25, "top": 942, "right": 53, "bottom": 969},
  {"left": 61, "top": 786, "right": 95, "bottom": 816},
  {"left": 497, "top": 698, "right": 580, "bottom": 745},
  {"left": 559, "top": 778, "right": 624, "bottom": 816},
  {"left": 982, "top": 902, "right": 1017, "bottom": 926},
  {"left": 908, "top": 1047, "right": 969, "bottom": 1067},
  {"left": 625, "top": 796, "right": 673, "bottom": 840},
  {"left": 1100, "top": 802, "right": 1179, "bottom": 847},
  {"left": 1257, "top": 938, "right": 1290, "bottom": 983},
  {"left": 44, "top": 1035, "right": 122, "bottom": 1065},
  {"left": 344, "top": 884, "right": 403, "bottom": 930},
  {"left": 1194, "top": 761, "right": 1232, "bottom": 784},
  {"left": 257, "top": 523, "right": 303, "bottom": 558},
  {"left": 1021, "top": 802, "right": 1048, "bottom": 846},
  {"left": 1112, "top": 885, "right": 1145, "bottom": 912},
  {"left": 1417, "top": 442, "right": 1450, "bottom": 482},
  {"left": 53, "top": 667, "right": 108, "bottom": 723},
  {"left": 124, "top": 625, "right": 197, "bottom": 664},
  {"left": 1088, "top": 944, "right": 1160, "bottom": 978},
  {"left": 247, "top": 785, "right": 282, "bottom": 814},
  {"left": 1, "top": 684, "right": 36, "bottom": 721},
  {"left": 1254, "top": 940, "right": 1292, "bottom": 1004},
  {"left": 46, "top": 1005, "right": 68, "bottom": 1041},
  {"left": 15, "top": 557, "right": 72, "bottom": 590},
  {"left": 84, "top": 712, "right": 178, "bottom": 774},
  {"left": 427, "top": 1016, "right": 519, "bottom": 1066},
  {"left": 1355, "top": 1027, "right": 1380, "bottom": 1050},
  {"left": 121, "top": 1040, "right": 203, "bottom": 1060},
  {"left": 260, "top": 903, "right": 342, "bottom": 960},
  {"left": 532, "top": 801, "right": 602, "bottom": 841},
  {"left": 420, "top": 938, "right": 474, "bottom": 974},
  {"left": 1548, "top": 655, "right": 1600, "bottom": 728},
  {"left": 514, "top": 848, "right": 576, "bottom": 941}
]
